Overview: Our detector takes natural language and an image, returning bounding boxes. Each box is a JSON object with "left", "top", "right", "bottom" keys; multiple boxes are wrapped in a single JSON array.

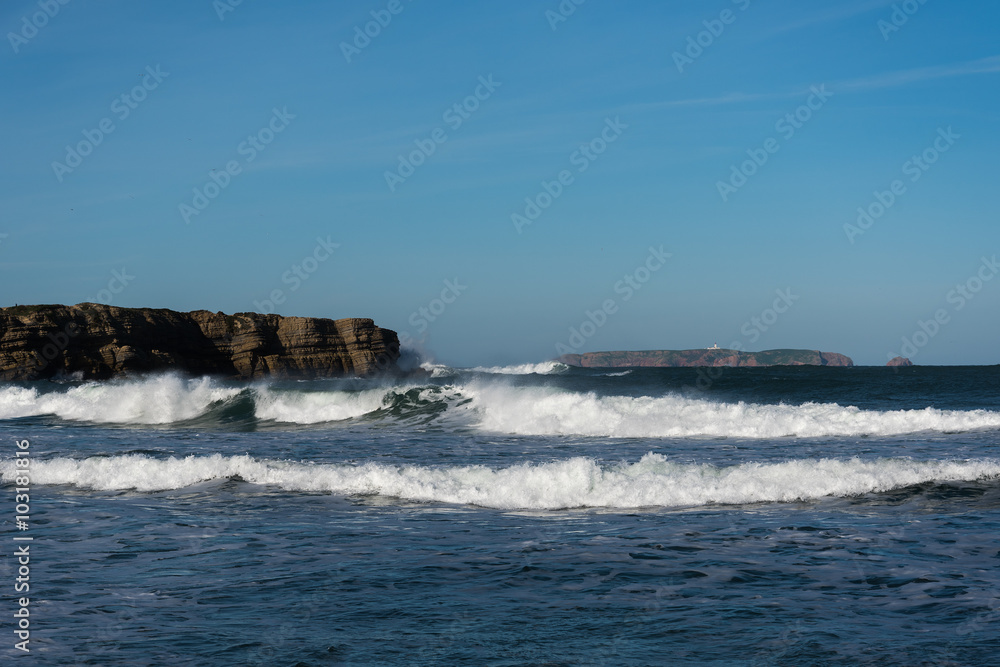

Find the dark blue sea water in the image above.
[{"left": 2, "top": 364, "right": 999, "bottom": 665}]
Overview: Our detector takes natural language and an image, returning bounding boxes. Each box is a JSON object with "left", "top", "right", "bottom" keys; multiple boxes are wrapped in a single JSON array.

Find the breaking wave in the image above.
[
  {"left": 420, "top": 362, "right": 456, "bottom": 378},
  {"left": 463, "top": 384, "right": 1000, "bottom": 438},
  {"left": 0, "top": 375, "right": 240, "bottom": 424},
  {"left": 466, "top": 361, "right": 569, "bottom": 375},
  {"left": 4, "top": 453, "right": 998, "bottom": 509},
  {"left": 421, "top": 361, "right": 568, "bottom": 377},
  {"left": 2, "top": 374, "right": 1000, "bottom": 437},
  {"left": 253, "top": 386, "right": 391, "bottom": 423}
]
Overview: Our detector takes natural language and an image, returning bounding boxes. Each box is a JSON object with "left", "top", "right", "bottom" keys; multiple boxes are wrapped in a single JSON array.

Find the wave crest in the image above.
[
  {"left": 464, "top": 385, "right": 1000, "bottom": 438},
  {"left": 253, "top": 386, "right": 389, "bottom": 423},
  {"left": 420, "top": 361, "right": 569, "bottom": 376},
  {"left": 467, "top": 361, "right": 569, "bottom": 375},
  {"left": 0, "top": 375, "right": 240, "bottom": 424},
  {"left": 4, "top": 453, "right": 998, "bottom": 509},
  {"left": 3, "top": 374, "right": 1000, "bottom": 437}
]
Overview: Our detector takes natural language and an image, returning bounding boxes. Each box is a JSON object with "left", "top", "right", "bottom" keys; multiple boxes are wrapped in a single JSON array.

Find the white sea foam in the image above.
[
  {"left": 462, "top": 384, "right": 1000, "bottom": 438},
  {"left": 0, "top": 375, "right": 240, "bottom": 424},
  {"left": 252, "top": 386, "right": 390, "bottom": 423},
  {"left": 420, "top": 362, "right": 456, "bottom": 378},
  {"left": 5, "top": 453, "right": 998, "bottom": 509},
  {"left": 421, "top": 361, "right": 568, "bottom": 376},
  {"left": 467, "top": 361, "right": 569, "bottom": 375},
  {"left": 5, "top": 375, "right": 1000, "bottom": 437}
]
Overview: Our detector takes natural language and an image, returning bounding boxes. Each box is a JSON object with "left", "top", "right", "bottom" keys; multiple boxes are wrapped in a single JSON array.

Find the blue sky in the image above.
[{"left": 2, "top": 0, "right": 998, "bottom": 366}]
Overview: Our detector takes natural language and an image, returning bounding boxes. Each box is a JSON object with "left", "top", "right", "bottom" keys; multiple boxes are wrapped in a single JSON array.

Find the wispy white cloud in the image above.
[
  {"left": 239, "top": 55, "right": 1000, "bottom": 174},
  {"left": 629, "top": 55, "right": 1000, "bottom": 112},
  {"left": 834, "top": 55, "right": 1000, "bottom": 92},
  {"left": 752, "top": 0, "right": 898, "bottom": 41},
  {"left": 626, "top": 91, "right": 792, "bottom": 113}
]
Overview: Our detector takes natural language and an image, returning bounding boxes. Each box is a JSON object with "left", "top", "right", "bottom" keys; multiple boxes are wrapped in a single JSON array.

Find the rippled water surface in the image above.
[{"left": 2, "top": 365, "right": 998, "bottom": 665}]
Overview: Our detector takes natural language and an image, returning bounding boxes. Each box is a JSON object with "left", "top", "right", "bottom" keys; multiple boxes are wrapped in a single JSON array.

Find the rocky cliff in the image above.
[
  {"left": 559, "top": 349, "right": 854, "bottom": 368},
  {"left": 886, "top": 356, "right": 913, "bottom": 367},
  {"left": 0, "top": 304, "right": 400, "bottom": 380}
]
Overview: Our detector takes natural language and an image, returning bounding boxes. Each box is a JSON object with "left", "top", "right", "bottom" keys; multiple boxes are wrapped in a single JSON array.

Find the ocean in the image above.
[{"left": 2, "top": 363, "right": 999, "bottom": 665}]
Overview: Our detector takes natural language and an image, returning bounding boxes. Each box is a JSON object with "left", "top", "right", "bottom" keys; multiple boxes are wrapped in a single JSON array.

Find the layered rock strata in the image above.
[{"left": 0, "top": 304, "right": 400, "bottom": 380}]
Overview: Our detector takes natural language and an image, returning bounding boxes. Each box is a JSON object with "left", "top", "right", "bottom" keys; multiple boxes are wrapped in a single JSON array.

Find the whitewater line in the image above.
[{"left": 3, "top": 453, "right": 999, "bottom": 510}]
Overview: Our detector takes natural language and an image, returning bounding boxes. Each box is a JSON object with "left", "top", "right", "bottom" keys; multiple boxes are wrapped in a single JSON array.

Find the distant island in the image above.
[
  {"left": 0, "top": 304, "right": 400, "bottom": 380},
  {"left": 558, "top": 349, "right": 854, "bottom": 368}
]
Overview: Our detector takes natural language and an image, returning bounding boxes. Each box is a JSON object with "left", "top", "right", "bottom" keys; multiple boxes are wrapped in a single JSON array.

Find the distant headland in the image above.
[
  {"left": 558, "top": 348, "right": 855, "bottom": 368},
  {"left": 0, "top": 304, "right": 400, "bottom": 380}
]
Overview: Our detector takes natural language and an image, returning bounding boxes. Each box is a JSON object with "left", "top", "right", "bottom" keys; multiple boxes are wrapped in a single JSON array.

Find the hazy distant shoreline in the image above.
[{"left": 559, "top": 348, "right": 854, "bottom": 368}]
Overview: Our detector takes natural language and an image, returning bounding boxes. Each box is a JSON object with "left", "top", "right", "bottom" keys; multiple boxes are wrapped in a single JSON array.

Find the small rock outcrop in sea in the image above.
[
  {"left": 886, "top": 356, "right": 913, "bottom": 367},
  {"left": 558, "top": 349, "right": 854, "bottom": 368},
  {"left": 0, "top": 304, "right": 400, "bottom": 380}
]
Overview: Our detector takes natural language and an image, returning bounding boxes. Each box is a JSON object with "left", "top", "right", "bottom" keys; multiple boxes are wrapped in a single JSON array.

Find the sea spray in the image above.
[
  {"left": 4, "top": 453, "right": 999, "bottom": 509},
  {"left": 4, "top": 371, "right": 1000, "bottom": 437},
  {"left": 463, "top": 383, "right": 1000, "bottom": 438}
]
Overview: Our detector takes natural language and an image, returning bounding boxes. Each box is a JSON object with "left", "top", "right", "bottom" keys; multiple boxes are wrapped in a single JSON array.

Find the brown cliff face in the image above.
[
  {"left": 817, "top": 352, "right": 854, "bottom": 367},
  {"left": 0, "top": 304, "right": 400, "bottom": 380},
  {"left": 887, "top": 356, "right": 914, "bottom": 367}
]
